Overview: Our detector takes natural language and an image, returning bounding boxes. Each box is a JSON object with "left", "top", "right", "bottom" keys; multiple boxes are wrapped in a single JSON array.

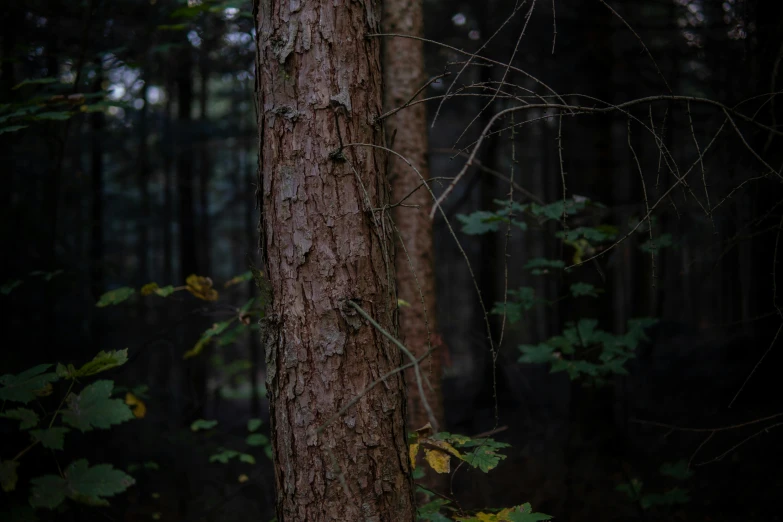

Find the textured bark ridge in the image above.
[
  {"left": 382, "top": 1, "right": 444, "bottom": 432},
  {"left": 254, "top": 1, "right": 416, "bottom": 520}
]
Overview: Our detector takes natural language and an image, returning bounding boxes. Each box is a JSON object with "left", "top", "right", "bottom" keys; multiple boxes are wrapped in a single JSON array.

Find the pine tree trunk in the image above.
[
  {"left": 382, "top": 0, "right": 444, "bottom": 433},
  {"left": 253, "top": 1, "right": 416, "bottom": 520}
]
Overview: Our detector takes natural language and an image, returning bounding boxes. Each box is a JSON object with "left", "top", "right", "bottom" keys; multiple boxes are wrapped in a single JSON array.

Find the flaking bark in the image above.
[{"left": 253, "top": 1, "right": 417, "bottom": 520}]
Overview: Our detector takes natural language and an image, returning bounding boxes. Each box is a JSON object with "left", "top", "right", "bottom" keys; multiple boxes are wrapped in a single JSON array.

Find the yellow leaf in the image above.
[
  {"left": 140, "top": 282, "right": 159, "bottom": 296},
  {"left": 185, "top": 274, "right": 218, "bottom": 301},
  {"left": 397, "top": 298, "right": 411, "bottom": 308},
  {"left": 423, "top": 439, "right": 462, "bottom": 460},
  {"left": 424, "top": 448, "right": 451, "bottom": 474},
  {"left": 238, "top": 474, "right": 249, "bottom": 483},
  {"left": 409, "top": 443, "right": 420, "bottom": 470},
  {"left": 125, "top": 392, "right": 147, "bottom": 418}
]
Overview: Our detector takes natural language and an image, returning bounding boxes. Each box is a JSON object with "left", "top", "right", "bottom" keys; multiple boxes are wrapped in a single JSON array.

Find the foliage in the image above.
[
  {"left": 29, "top": 460, "right": 135, "bottom": 509},
  {"left": 459, "top": 196, "right": 659, "bottom": 385},
  {"left": 517, "top": 317, "right": 658, "bottom": 386},
  {"left": 616, "top": 460, "right": 693, "bottom": 511},
  {"left": 0, "top": 351, "right": 138, "bottom": 512},
  {"left": 96, "top": 273, "right": 265, "bottom": 361},
  {"left": 409, "top": 425, "right": 550, "bottom": 520}
]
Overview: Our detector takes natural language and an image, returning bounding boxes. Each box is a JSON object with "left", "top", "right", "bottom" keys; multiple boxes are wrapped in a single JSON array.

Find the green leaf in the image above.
[
  {"left": 247, "top": 418, "right": 262, "bottom": 432},
  {"left": 32, "top": 111, "right": 72, "bottom": 121},
  {"left": 417, "top": 498, "right": 451, "bottom": 522},
  {"left": 154, "top": 285, "right": 176, "bottom": 297},
  {"left": 29, "top": 269, "right": 64, "bottom": 281},
  {"left": 246, "top": 433, "right": 269, "bottom": 447},
  {"left": 61, "top": 380, "right": 134, "bottom": 432},
  {"left": 238, "top": 453, "right": 256, "bottom": 464},
  {"left": 96, "top": 287, "right": 135, "bottom": 307},
  {"left": 171, "top": 4, "right": 210, "bottom": 17},
  {"left": 616, "top": 478, "right": 643, "bottom": 500},
  {"left": 157, "top": 23, "right": 189, "bottom": 30},
  {"left": 518, "top": 343, "right": 555, "bottom": 364},
  {"left": 1, "top": 408, "right": 39, "bottom": 429},
  {"left": 190, "top": 419, "right": 218, "bottom": 431},
  {"left": 0, "top": 364, "right": 59, "bottom": 404},
  {"left": 70, "top": 349, "right": 129, "bottom": 377},
  {"left": 556, "top": 225, "right": 617, "bottom": 243},
  {"left": 507, "top": 503, "right": 554, "bottom": 521},
  {"left": 0, "top": 125, "right": 28, "bottom": 135},
  {"left": 576, "top": 318, "right": 600, "bottom": 345},
  {"left": 1, "top": 279, "right": 23, "bottom": 294},
  {"left": 491, "top": 287, "right": 540, "bottom": 324},
  {"left": 523, "top": 258, "right": 565, "bottom": 275},
  {"left": 209, "top": 449, "right": 237, "bottom": 464},
  {"left": 462, "top": 446, "right": 507, "bottom": 473},
  {"left": 659, "top": 460, "right": 693, "bottom": 480},
  {"left": 640, "top": 233, "right": 673, "bottom": 253},
  {"left": 640, "top": 487, "right": 690, "bottom": 509},
  {"left": 29, "top": 460, "right": 135, "bottom": 509},
  {"left": 457, "top": 211, "right": 505, "bottom": 235},
  {"left": 30, "top": 427, "right": 70, "bottom": 450},
  {"left": 13, "top": 78, "right": 60, "bottom": 89},
  {"left": 216, "top": 324, "right": 246, "bottom": 347},
  {"left": 0, "top": 460, "right": 20, "bottom": 492},
  {"left": 570, "top": 282, "right": 600, "bottom": 297}
]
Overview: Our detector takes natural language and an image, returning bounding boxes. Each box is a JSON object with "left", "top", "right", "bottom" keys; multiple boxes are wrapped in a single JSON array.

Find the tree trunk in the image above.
[
  {"left": 198, "top": 45, "right": 212, "bottom": 276},
  {"left": 90, "top": 74, "right": 105, "bottom": 346},
  {"left": 176, "top": 45, "right": 198, "bottom": 279},
  {"left": 137, "top": 80, "right": 151, "bottom": 297},
  {"left": 253, "top": 1, "right": 416, "bottom": 520},
  {"left": 382, "top": 0, "right": 444, "bottom": 434}
]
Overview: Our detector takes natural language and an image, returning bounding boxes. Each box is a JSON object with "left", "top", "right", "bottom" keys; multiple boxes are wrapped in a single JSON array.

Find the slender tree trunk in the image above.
[
  {"left": 176, "top": 46, "right": 198, "bottom": 279},
  {"left": 162, "top": 80, "right": 174, "bottom": 284},
  {"left": 253, "top": 1, "right": 416, "bottom": 520},
  {"left": 90, "top": 75, "right": 105, "bottom": 299},
  {"left": 198, "top": 46, "right": 212, "bottom": 276},
  {"left": 137, "top": 80, "right": 151, "bottom": 293},
  {"left": 382, "top": 0, "right": 444, "bottom": 434}
]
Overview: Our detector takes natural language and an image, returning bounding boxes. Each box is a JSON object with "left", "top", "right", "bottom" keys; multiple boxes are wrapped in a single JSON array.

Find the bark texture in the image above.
[
  {"left": 254, "top": 1, "right": 416, "bottom": 520},
  {"left": 382, "top": 0, "right": 444, "bottom": 433}
]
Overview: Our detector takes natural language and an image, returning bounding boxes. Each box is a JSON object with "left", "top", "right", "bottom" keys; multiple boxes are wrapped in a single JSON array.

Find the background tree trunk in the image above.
[
  {"left": 254, "top": 1, "right": 416, "bottom": 520},
  {"left": 382, "top": 0, "right": 444, "bottom": 434}
]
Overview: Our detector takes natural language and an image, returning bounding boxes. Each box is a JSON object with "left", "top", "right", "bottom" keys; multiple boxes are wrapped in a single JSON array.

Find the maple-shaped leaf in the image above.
[
  {"left": 29, "top": 460, "right": 135, "bottom": 509},
  {"left": 30, "top": 427, "right": 70, "bottom": 450},
  {"left": 462, "top": 446, "right": 507, "bottom": 473},
  {"left": 1, "top": 407, "right": 39, "bottom": 429},
  {"left": 61, "top": 380, "right": 134, "bottom": 432},
  {"left": 0, "top": 364, "right": 59, "bottom": 404},
  {"left": 69, "top": 349, "right": 129, "bottom": 378}
]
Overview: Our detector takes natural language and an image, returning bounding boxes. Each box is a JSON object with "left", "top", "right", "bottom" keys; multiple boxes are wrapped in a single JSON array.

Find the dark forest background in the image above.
[{"left": 1, "top": 0, "right": 782, "bottom": 521}]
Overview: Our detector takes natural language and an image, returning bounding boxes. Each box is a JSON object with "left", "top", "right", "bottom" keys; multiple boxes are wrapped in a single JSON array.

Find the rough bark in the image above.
[
  {"left": 382, "top": 0, "right": 444, "bottom": 433},
  {"left": 254, "top": 1, "right": 416, "bottom": 520}
]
